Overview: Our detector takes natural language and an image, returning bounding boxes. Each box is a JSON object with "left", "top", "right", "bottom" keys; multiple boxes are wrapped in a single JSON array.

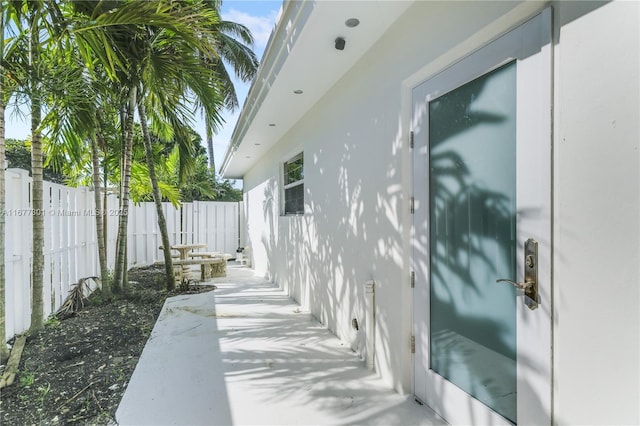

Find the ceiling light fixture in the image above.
[
  {"left": 293, "top": 89, "right": 303, "bottom": 94},
  {"left": 335, "top": 37, "right": 346, "bottom": 51},
  {"left": 345, "top": 18, "right": 360, "bottom": 28},
  {"left": 268, "top": 123, "right": 276, "bottom": 127}
]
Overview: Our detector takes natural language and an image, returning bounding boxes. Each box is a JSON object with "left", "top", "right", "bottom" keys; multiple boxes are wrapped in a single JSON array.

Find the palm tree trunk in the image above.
[
  {"left": 91, "top": 137, "right": 111, "bottom": 298},
  {"left": 113, "top": 86, "right": 135, "bottom": 292},
  {"left": 29, "top": 18, "right": 44, "bottom": 332},
  {"left": 138, "top": 99, "right": 176, "bottom": 291},
  {"left": 30, "top": 99, "right": 44, "bottom": 331},
  {"left": 206, "top": 128, "right": 215, "bottom": 172},
  {"left": 103, "top": 163, "right": 108, "bottom": 258}
]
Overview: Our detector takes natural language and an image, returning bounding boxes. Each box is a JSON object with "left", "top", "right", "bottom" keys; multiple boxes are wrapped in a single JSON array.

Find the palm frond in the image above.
[{"left": 217, "top": 20, "right": 255, "bottom": 46}]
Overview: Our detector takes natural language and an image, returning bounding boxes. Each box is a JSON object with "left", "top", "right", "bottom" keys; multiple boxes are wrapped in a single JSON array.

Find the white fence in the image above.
[
  {"left": 3, "top": 169, "right": 240, "bottom": 339},
  {"left": 127, "top": 201, "right": 239, "bottom": 267}
]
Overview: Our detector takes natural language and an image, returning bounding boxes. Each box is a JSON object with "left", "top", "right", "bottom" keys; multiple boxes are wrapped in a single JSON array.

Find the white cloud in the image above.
[{"left": 223, "top": 9, "right": 279, "bottom": 52}]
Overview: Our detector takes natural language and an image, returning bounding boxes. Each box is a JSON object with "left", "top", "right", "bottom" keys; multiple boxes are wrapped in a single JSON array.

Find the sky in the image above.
[{"left": 4, "top": 0, "right": 282, "bottom": 177}]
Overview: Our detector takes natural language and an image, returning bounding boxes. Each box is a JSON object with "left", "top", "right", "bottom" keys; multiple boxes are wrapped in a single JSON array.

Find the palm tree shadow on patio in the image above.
[
  {"left": 240, "top": 59, "right": 526, "bottom": 424},
  {"left": 206, "top": 274, "right": 445, "bottom": 425}
]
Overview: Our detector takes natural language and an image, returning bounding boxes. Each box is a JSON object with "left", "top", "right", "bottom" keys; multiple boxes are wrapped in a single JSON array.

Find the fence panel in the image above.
[
  {"left": 3, "top": 170, "right": 121, "bottom": 337},
  {"left": 128, "top": 202, "right": 152, "bottom": 267},
  {"left": 105, "top": 195, "right": 119, "bottom": 269},
  {"left": 163, "top": 202, "right": 182, "bottom": 246},
  {"left": 193, "top": 201, "right": 239, "bottom": 255},
  {"left": 3, "top": 169, "right": 240, "bottom": 339},
  {"left": 4, "top": 169, "right": 32, "bottom": 339},
  {"left": 125, "top": 202, "right": 240, "bottom": 264},
  {"left": 181, "top": 203, "right": 194, "bottom": 245}
]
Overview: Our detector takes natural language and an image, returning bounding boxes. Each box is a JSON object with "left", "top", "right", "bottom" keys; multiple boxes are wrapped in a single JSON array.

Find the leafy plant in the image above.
[
  {"left": 37, "top": 383, "right": 51, "bottom": 405},
  {"left": 44, "top": 315, "right": 60, "bottom": 328},
  {"left": 5, "top": 139, "right": 69, "bottom": 184},
  {"left": 19, "top": 370, "right": 35, "bottom": 387}
]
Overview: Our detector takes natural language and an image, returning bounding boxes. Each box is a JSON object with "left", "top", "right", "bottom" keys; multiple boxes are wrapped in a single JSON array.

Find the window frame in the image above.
[{"left": 281, "top": 152, "right": 304, "bottom": 216}]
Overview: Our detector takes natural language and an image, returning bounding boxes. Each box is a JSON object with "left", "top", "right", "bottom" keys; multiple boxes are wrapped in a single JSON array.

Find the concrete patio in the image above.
[{"left": 116, "top": 265, "right": 446, "bottom": 426}]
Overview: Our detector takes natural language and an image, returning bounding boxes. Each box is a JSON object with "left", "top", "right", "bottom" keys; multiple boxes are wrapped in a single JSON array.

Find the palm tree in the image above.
[
  {"left": 67, "top": 1, "right": 226, "bottom": 291},
  {"left": 11, "top": 0, "right": 108, "bottom": 328},
  {"left": 4, "top": 0, "right": 77, "bottom": 332},
  {"left": 121, "top": 8, "right": 225, "bottom": 290},
  {"left": 201, "top": 0, "right": 259, "bottom": 173},
  {"left": 70, "top": 0, "right": 258, "bottom": 291},
  {"left": 17, "top": 0, "right": 61, "bottom": 332},
  {"left": 43, "top": 0, "right": 223, "bottom": 292},
  {"left": 0, "top": 1, "right": 234, "bottom": 336},
  {"left": 2, "top": 0, "right": 259, "bottom": 313},
  {"left": 40, "top": 55, "right": 116, "bottom": 299}
]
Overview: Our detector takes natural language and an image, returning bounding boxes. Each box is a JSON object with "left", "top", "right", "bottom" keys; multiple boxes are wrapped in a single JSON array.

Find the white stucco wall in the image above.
[
  {"left": 243, "top": 0, "right": 533, "bottom": 394},
  {"left": 552, "top": 1, "right": 640, "bottom": 423},
  {"left": 241, "top": 0, "right": 639, "bottom": 422}
]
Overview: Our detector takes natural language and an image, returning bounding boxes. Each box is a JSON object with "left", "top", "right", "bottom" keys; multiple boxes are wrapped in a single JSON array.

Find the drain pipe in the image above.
[{"left": 365, "top": 280, "right": 376, "bottom": 371}]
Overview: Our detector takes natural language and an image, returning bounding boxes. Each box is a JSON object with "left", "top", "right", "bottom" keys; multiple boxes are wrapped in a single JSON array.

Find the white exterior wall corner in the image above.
[
  {"left": 241, "top": 0, "right": 640, "bottom": 422},
  {"left": 552, "top": 1, "right": 640, "bottom": 424}
]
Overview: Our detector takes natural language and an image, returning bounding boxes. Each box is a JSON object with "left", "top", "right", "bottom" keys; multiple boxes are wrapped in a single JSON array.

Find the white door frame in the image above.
[{"left": 411, "top": 9, "right": 552, "bottom": 425}]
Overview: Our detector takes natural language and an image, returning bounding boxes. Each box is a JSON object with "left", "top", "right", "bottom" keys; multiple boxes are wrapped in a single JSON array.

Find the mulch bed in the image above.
[{"left": 0, "top": 265, "right": 215, "bottom": 425}]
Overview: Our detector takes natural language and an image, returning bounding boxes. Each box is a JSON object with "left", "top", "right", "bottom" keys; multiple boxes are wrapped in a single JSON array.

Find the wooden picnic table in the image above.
[
  {"left": 158, "top": 243, "right": 208, "bottom": 286},
  {"left": 159, "top": 243, "right": 207, "bottom": 260}
]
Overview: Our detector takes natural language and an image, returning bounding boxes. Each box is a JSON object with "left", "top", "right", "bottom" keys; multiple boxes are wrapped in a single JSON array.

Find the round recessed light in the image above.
[
  {"left": 254, "top": 143, "right": 261, "bottom": 146},
  {"left": 268, "top": 123, "right": 276, "bottom": 127},
  {"left": 345, "top": 18, "right": 360, "bottom": 28},
  {"left": 293, "top": 89, "right": 303, "bottom": 94},
  {"left": 245, "top": 156, "right": 251, "bottom": 159}
]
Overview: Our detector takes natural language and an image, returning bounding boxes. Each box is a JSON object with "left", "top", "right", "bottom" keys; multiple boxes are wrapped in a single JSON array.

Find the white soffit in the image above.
[{"left": 221, "top": 0, "right": 413, "bottom": 179}]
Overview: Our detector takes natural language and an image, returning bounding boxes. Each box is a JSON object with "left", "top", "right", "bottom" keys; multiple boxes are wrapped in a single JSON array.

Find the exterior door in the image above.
[{"left": 412, "top": 10, "right": 551, "bottom": 425}]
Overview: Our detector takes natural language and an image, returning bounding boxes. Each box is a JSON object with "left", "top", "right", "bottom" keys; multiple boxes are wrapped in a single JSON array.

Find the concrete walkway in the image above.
[{"left": 116, "top": 266, "right": 446, "bottom": 426}]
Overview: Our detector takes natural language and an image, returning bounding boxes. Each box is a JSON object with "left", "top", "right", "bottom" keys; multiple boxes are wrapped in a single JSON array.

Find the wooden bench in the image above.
[
  {"left": 154, "top": 257, "right": 226, "bottom": 286},
  {"left": 188, "top": 252, "right": 233, "bottom": 260},
  {"left": 177, "top": 258, "right": 226, "bottom": 281},
  {"left": 188, "top": 253, "right": 232, "bottom": 278}
]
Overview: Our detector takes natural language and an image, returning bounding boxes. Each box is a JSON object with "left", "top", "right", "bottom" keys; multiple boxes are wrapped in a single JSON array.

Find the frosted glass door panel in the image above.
[{"left": 429, "top": 62, "right": 517, "bottom": 422}]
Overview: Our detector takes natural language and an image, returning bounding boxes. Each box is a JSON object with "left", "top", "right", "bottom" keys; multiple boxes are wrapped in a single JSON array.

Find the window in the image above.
[{"left": 283, "top": 153, "right": 304, "bottom": 215}]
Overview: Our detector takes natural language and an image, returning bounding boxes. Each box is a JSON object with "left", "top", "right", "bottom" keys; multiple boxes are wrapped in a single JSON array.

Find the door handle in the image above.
[
  {"left": 496, "top": 278, "right": 533, "bottom": 291},
  {"left": 496, "top": 238, "right": 539, "bottom": 310}
]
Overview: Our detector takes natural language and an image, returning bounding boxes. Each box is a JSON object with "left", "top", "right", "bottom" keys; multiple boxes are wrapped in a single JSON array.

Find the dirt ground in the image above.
[{"left": 0, "top": 265, "right": 215, "bottom": 425}]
